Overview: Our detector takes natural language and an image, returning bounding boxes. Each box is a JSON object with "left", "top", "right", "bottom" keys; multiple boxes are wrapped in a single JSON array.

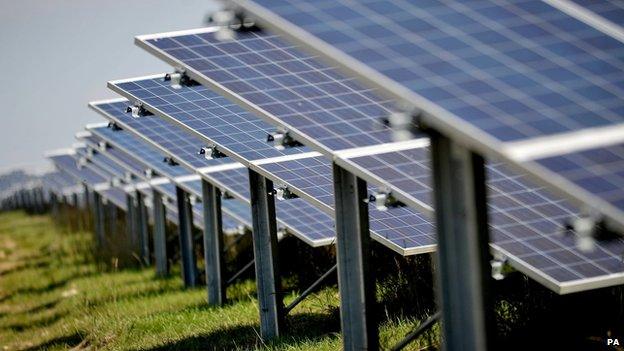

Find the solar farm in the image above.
[{"left": 2, "top": 1, "right": 624, "bottom": 350}]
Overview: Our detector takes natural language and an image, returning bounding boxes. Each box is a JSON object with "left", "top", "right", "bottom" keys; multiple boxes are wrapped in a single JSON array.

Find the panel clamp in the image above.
[
  {"left": 199, "top": 145, "right": 227, "bottom": 160},
  {"left": 163, "top": 156, "right": 179, "bottom": 166},
  {"left": 108, "top": 121, "right": 123, "bottom": 131},
  {"left": 272, "top": 185, "right": 298, "bottom": 201},
  {"left": 125, "top": 102, "right": 153, "bottom": 118},
  {"left": 490, "top": 253, "right": 508, "bottom": 280},
  {"left": 97, "top": 141, "right": 108, "bottom": 152},
  {"left": 206, "top": 8, "right": 260, "bottom": 41},
  {"left": 144, "top": 169, "right": 154, "bottom": 179},
  {"left": 267, "top": 128, "right": 303, "bottom": 150},
  {"left": 164, "top": 69, "right": 197, "bottom": 89},
  {"left": 366, "top": 189, "right": 404, "bottom": 211},
  {"left": 383, "top": 107, "right": 421, "bottom": 141}
]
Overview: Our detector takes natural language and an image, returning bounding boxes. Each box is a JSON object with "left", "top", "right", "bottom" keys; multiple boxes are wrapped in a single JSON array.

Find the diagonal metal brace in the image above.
[
  {"left": 389, "top": 310, "right": 441, "bottom": 351},
  {"left": 284, "top": 263, "right": 337, "bottom": 315}
]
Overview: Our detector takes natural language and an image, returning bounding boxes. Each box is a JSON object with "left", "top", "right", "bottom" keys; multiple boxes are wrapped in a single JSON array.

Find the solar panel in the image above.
[
  {"left": 80, "top": 132, "right": 154, "bottom": 179},
  {"left": 48, "top": 152, "right": 107, "bottom": 186},
  {"left": 345, "top": 146, "right": 624, "bottom": 292},
  {"left": 108, "top": 76, "right": 311, "bottom": 165},
  {"left": 109, "top": 76, "right": 437, "bottom": 253},
  {"left": 90, "top": 99, "right": 231, "bottom": 170},
  {"left": 90, "top": 100, "right": 335, "bottom": 246},
  {"left": 75, "top": 147, "right": 130, "bottom": 182},
  {"left": 87, "top": 124, "right": 190, "bottom": 179},
  {"left": 535, "top": 143, "right": 624, "bottom": 211},
  {"left": 100, "top": 187, "right": 129, "bottom": 211},
  {"left": 228, "top": 0, "right": 624, "bottom": 230},
  {"left": 199, "top": 165, "right": 336, "bottom": 246},
  {"left": 113, "top": 37, "right": 399, "bottom": 154}
]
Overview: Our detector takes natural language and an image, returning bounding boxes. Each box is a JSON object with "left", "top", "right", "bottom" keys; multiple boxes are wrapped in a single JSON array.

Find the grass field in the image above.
[{"left": 0, "top": 211, "right": 436, "bottom": 350}]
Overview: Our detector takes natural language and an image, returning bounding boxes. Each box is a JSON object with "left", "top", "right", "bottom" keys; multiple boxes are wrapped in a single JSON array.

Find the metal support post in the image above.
[
  {"left": 136, "top": 191, "right": 150, "bottom": 265},
  {"left": 152, "top": 189, "right": 169, "bottom": 276},
  {"left": 431, "top": 134, "right": 494, "bottom": 351},
  {"left": 248, "top": 169, "right": 282, "bottom": 340},
  {"left": 202, "top": 180, "right": 226, "bottom": 305},
  {"left": 176, "top": 186, "right": 198, "bottom": 287},
  {"left": 126, "top": 194, "right": 138, "bottom": 250},
  {"left": 93, "top": 191, "right": 106, "bottom": 248},
  {"left": 333, "top": 163, "right": 378, "bottom": 351},
  {"left": 107, "top": 200, "right": 118, "bottom": 237}
]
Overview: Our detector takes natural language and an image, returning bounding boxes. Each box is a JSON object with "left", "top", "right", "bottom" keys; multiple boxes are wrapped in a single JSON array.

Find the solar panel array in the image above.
[
  {"left": 231, "top": 0, "right": 624, "bottom": 231},
  {"left": 127, "top": 19, "right": 624, "bottom": 292},
  {"left": 110, "top": 76, "right": 439, "bottom": 254},
  {"left": 38, "top": 0, "right": 624, "bottom": 298},
  {"left": 87, "top": 107, "right": 338, "bottom": 246}
]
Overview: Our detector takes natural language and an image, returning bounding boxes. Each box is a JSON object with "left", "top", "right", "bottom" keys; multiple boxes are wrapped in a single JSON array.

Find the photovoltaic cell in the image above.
[{"left": 536, "top": 143, "right": 624, "bottom": 211}]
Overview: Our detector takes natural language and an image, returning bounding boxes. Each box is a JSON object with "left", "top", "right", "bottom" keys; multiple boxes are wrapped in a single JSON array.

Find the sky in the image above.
[{"left": 0, "top": 0, "right": 219, "bottom": 174}]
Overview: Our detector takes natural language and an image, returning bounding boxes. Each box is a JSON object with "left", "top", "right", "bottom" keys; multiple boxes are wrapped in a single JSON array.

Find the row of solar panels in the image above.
[
  {"left": 230, "top": 0, "right": 624, "bottom": 233},
  {"left": 40, "top": 2, "right": 622, "bottom": 301}
]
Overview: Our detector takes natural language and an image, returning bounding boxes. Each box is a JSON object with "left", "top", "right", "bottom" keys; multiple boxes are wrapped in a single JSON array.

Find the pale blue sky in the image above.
[{"left": 0, "top": 0, "right": 218, "bottom": 173}]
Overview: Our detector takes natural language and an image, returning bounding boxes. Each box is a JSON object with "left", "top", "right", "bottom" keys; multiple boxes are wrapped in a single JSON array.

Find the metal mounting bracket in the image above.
[{"left": 199, "top": 145, "right": 227, "bottom": 160}]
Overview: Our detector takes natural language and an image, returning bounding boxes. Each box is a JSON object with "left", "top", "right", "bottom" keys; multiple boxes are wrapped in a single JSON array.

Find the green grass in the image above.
[{"left": 0, "top": 211, "right": 436, "bottom": 350}]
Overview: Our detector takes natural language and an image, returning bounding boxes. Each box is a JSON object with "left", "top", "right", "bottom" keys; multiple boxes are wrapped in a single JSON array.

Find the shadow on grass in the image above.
[
  {"left": 5, "top": 310, "right": 67, "bottom": 332},
  {"left": 139, "top": 312, "right": 340, "bottom": 351},
  {"left": 8, "top": 270, "right": 95, "bottom": 297},
  {"left": 21, "top": 332, "right": 84, "bottom": 351},
  {"left": 21, "top": 299, "right": 60, "bottom": 314}
]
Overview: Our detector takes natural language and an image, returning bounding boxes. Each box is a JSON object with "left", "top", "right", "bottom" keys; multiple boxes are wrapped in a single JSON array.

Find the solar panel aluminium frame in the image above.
[{"left": 145, "top": 19, "right": 624, "bottom": 231}]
